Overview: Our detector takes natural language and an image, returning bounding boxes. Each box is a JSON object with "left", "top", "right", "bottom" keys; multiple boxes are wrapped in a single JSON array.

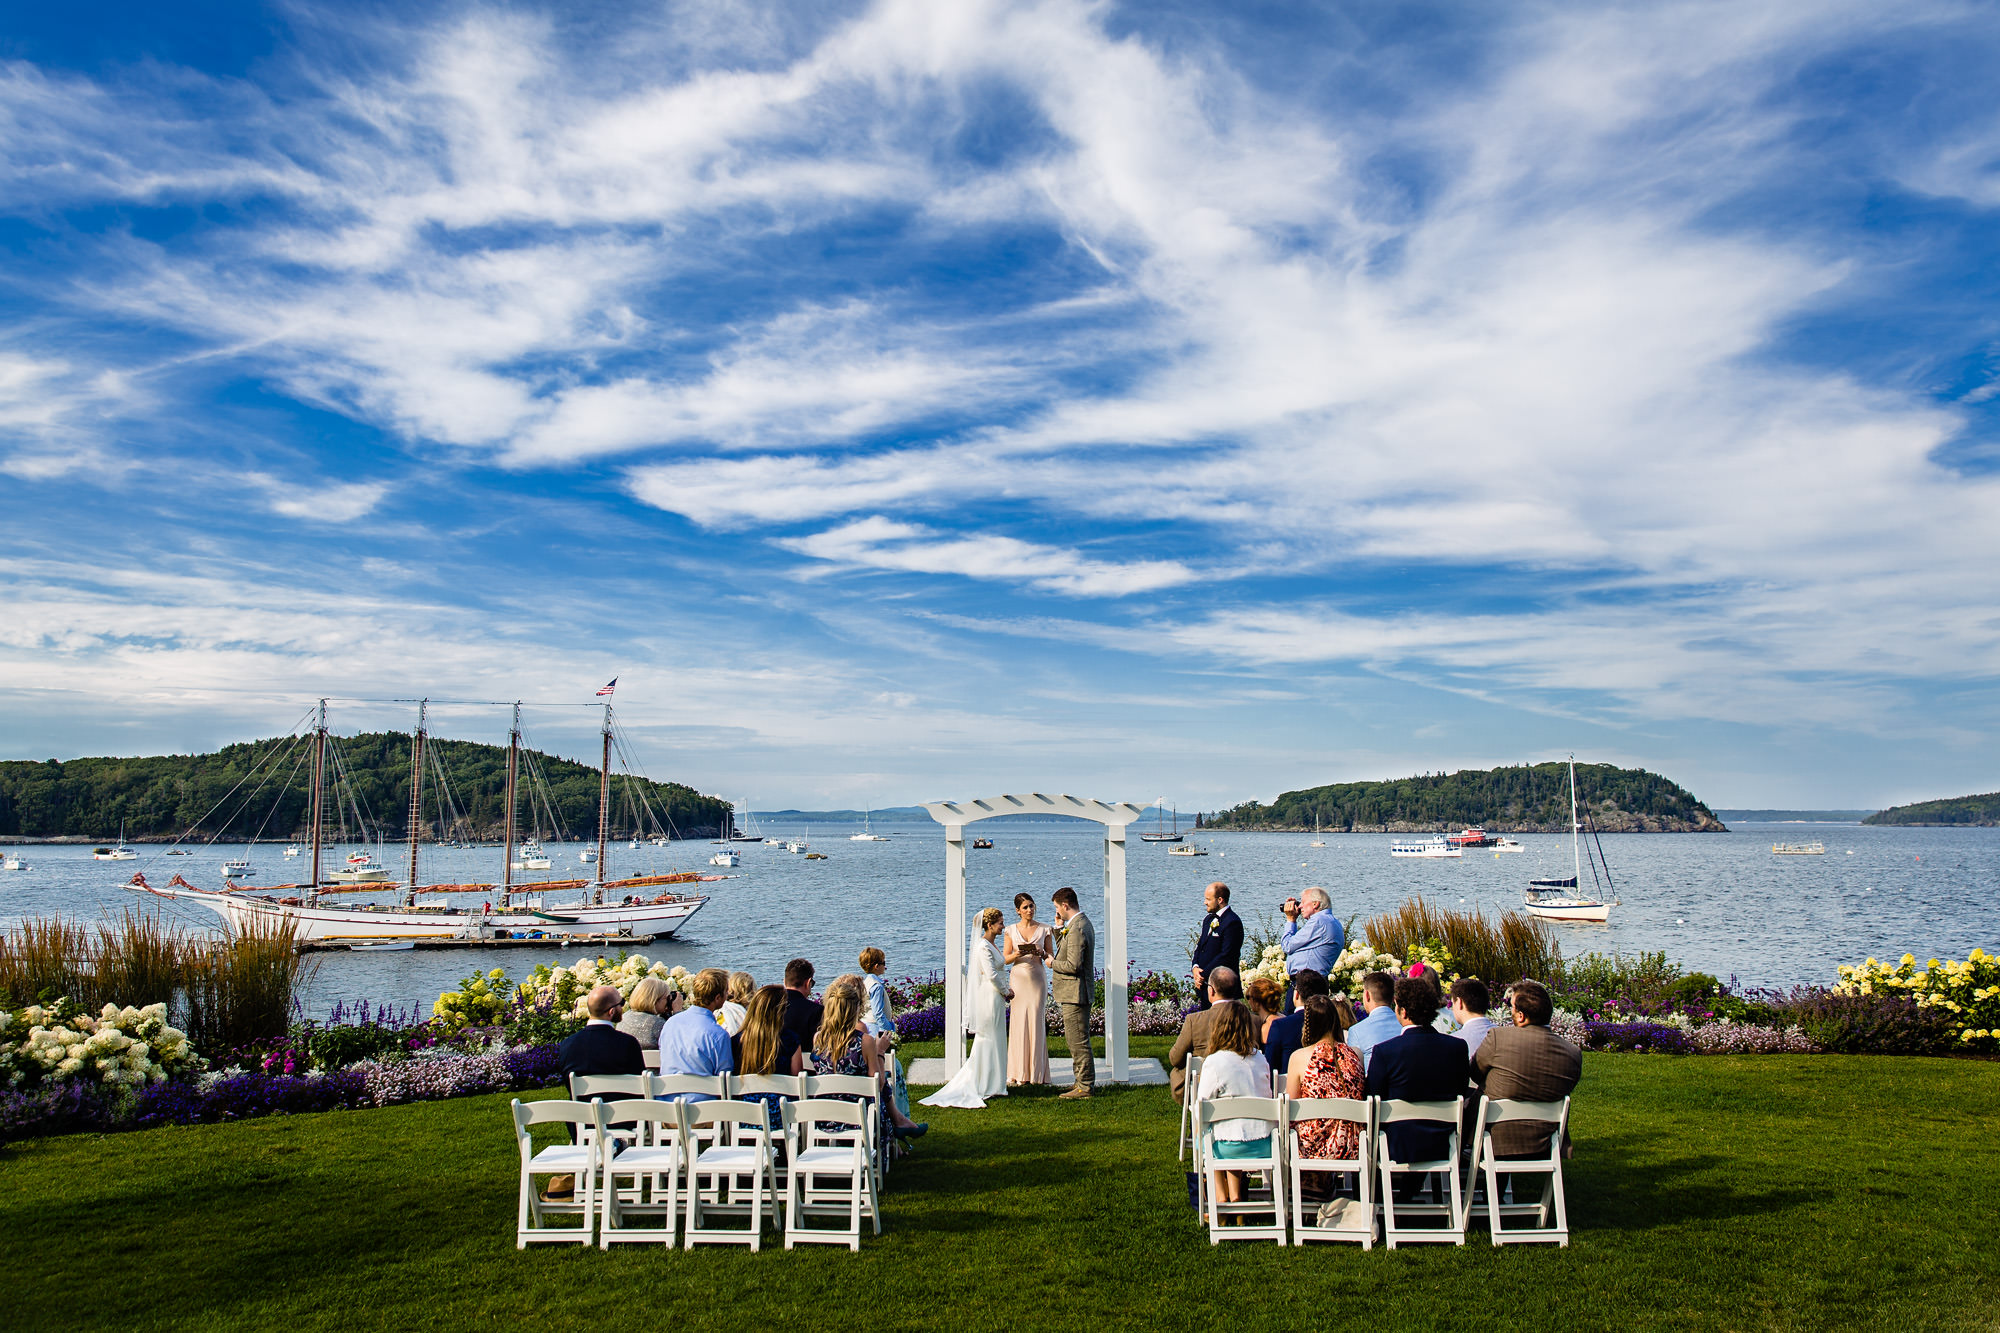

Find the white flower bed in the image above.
[{"left": 0, "top": 1003, "right": 197, "bottom": 1089}]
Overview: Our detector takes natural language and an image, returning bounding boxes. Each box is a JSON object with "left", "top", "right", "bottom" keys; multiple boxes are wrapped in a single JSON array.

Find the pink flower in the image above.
[{"left": 1409, "top": 962, "right": 1427, "bottom": 978}]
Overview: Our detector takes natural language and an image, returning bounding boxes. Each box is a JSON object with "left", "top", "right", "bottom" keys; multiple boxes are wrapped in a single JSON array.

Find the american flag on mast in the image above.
[{"left": 596, "top": 678, "right": 617, "bottom": 697}]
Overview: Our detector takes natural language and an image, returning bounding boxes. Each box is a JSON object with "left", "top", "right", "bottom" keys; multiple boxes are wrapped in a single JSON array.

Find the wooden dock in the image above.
[{"left": 299, "top": 933, "right": 655, "bottom": 953}]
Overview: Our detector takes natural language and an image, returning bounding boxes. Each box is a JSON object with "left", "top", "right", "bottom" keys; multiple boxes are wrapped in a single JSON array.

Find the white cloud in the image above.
[
  {"left": 776, "top": 515, "right": 1198, "bottom": 596},
  {"left": 253, "top": 475, "right": 391, "bottom": 523}
]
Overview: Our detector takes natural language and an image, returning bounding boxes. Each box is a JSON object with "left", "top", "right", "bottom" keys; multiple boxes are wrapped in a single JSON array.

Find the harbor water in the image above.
[{"left": 3, "top": 820, "right": 1995, "bottom": 1019}]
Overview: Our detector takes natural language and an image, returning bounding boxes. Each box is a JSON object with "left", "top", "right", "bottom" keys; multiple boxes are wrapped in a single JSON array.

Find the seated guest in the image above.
[
  {"left": 720, "top": 971, "right": 754, "bottom": 1036},
  {"left": 813, "top": 978, "right": 928, "bottom": 1139},
  {"left": 657, "top": 966, "right": 734, "bottom": 1099},
  {"left": 1286, "top": 994, "right": 1364, "bottom": 1193},
  {"left": 1169, "top": 965, "right": 1240, "bottom": 1102},
  {"left": 616, "top": 976, "right": 682, "bottom": 1049},
  {"left": 781, "top": 957, "right": 823, "bottom": 1044},
  {"left": 1473, "top": 979, "right": 1583, "bottom": 1161},
  {"left": 1244, "top": 976, "right": 1283, "bottom": 1049},
  {"left": 548, "top": 983, "right": 645, "bottom": 1199},
  {"left": 734, "top": 984, "right": 806, "bottom": 1131},
  {"left": 1363, "top": 977, "right": 1470, "bottom": 1168},
  {"left": 560, "top": 983, "right": 647, "bottom": 1082},
  {"left": 1448, "top": 978, "right": 1495, "bottom": 1056},
  {"left": 1345, "top": 971, "right": 1402, "bottom": 1072},
  {"left": 1263, "top": 969, "right": 1328, "bottom": 1078},
  {"left": 859, "top": 947, "right": 895, "bottom": 1036},
  {"left": 1194, "top": 1000, "right": 1273, "bottom": 1213}
]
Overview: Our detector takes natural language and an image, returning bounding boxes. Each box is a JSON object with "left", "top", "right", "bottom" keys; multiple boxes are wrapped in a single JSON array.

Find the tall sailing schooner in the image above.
[{"left": 128, "top": 698, "right": 720, "bottom": 941}]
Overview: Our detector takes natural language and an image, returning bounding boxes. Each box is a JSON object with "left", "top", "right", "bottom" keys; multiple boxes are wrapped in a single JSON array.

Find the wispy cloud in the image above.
[{"left": 777, "top": 516, "right": 1198, "bottom": 596}]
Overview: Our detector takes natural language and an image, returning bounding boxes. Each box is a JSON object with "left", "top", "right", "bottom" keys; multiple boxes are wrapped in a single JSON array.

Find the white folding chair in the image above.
[
  {"left": 781, "top": 1099, "right": 880, "bottom": 1250},
  {"left": 1195, "top": 1096, "right": 1288, "bottom": 1245},
  {"left": 569, "top": 1074, "right": 653, "bottom": 1150},
  {"left": 1470, "top": 1096, "right": 1571, "bottom": 1246},
  {"left": 642, "top": 1049, "right": 661, "bottom": 1069},
  {"left": 1177, "top": 1053, "right": 1204, "bottom": 1161},
  {"left": 1284, "top": 1096, "right": 1374, "bottom": 1247},
  {"left": 598, "top": 1100, "right": 686, "bottom": 1248},
  {"left": 805, "top": 1073, "right": 887, "bottom": 1200},
  {"left": 1376, "top": 1098, "right": 1467, "bottom": 1248},
  {"left": 650, "top": 1073, "right": 728, "bottom": 1152},
  {"left": 683, "top": 1100, "right": 777, "bottom": 1250},
  {"left": 510, "top": 1099, "right": 602, "bottom": 1247}
]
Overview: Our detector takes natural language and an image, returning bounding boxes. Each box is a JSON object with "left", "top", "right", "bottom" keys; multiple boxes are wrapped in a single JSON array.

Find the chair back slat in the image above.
[
  {"left": 731, "top": 1073, "right": 805, "bottom": 1099},
  {"left": 783, "top": 1099, "right": 867, "bottom": 1131},
  {"left": 649, "top": 1073, "right": 727, "bottom": 1100},
  {"left": 686, "top": 1098, "right": 776, "bottom": 1130},
  {"left": 513, "top": 1098, "right": 598, "bottom": 1130},
  {"left": 805, "top": 1073, "right": 878, "bottom": 1100},
  {"left": 1379, "top": 1097, "right": 1461, "bottom": 1125},
  {"left": 570, "top": 1074, "right": 649, "bottom": 1100},
  {"left": 641, "top": 1049, "right": 661, "bottom": 1069},
  {"left": 1284, "top": 1095, "right": 1369, "bottom": 1125},
  {"left": 1483, "top": 1097, "right": 1568, "bottom": 1125}
]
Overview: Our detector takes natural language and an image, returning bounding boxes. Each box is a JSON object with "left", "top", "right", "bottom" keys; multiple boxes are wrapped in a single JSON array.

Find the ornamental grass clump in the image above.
[
  {"left": 93, "top": 910, "right": 187, "bottom": 1011},
  {"left": 0, "top": 916, "right": 99, "bottom": 1010},
  {"left": 181, "top": 918, "right": 314, "bottom": 1056},
  {"left": 1360, "top": 898, "right": 1560, "bottom": 988}
]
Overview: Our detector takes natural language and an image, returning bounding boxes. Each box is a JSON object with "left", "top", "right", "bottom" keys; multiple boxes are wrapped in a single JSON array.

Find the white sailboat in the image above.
[
  {"left": 850, "top": 807, "right": 891, "bottom": 841},
  {"left": 95, "top": 823, "right": 140, "bottom": 861},
  {"left": 1310, "top": 815, "right": 1325, "bottom": 848},
  {"left": 1524, "top": 757, "right": 1613, "bottom": 923}
]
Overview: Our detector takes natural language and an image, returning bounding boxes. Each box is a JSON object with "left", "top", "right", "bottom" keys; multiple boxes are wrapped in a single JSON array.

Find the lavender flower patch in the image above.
[
  {"left": 353, "top": 1042, "right": 562, "bottom": 1107},
  {"left": 0, "top": 1081, "right": 118, "bottom": 1140},
  {"left": 130, "top": 1069, "right": 368, "bottom": 1126},
  {"left": 1582, "top": 1021, "right": 1694, "bottom": 1054},
  {"left": 1681, "top": 1021, "right": 1818, "bottom": 1055},
  {"left": 894, "top": 1005, "right": 945, "bottom": 1043}
]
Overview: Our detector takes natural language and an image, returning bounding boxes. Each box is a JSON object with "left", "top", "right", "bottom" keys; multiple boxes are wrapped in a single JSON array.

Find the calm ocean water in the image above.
[{"left": 4, "top": 820, "right": 1995, "bottom": 1020}]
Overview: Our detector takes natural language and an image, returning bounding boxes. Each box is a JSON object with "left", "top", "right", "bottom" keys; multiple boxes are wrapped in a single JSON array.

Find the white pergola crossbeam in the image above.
[{"left": 924, "top": 793, "right": 1146, "bottom": 1082}]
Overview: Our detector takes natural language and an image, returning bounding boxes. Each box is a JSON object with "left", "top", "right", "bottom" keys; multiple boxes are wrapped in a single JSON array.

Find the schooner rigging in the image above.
[{"left": 128, "top": 695, "right": 726, "bottom": 942}]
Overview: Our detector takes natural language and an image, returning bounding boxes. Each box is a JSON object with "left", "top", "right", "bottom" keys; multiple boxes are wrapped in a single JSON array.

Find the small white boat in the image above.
[
  {"left": 1310, "top": 817, "right": 1325, "bottom": 847},
  {"left": 1168, "top": 844, "right": 1208, "bottom": 857},
  {"left": 1493, "top": 837, "right": 1526, "bottom": 853},
  {"left": 627, "top": 839, "right": 643, "bottom": 851},
  {"left": 165, "top": 849, "right": 193, "bottom": 856},
  {"left": 1521, "top": 890, "right": 1611, "bottom": 922},
  {"left": 785, "top": 840, "right": 809, "bottom": 854},
  {"left": 709, "top": 849, "right": 740, "bottom": 867},
  {"left": 850, "top": 807, "right": 891, "bottom": 841},
  {"left": 221, "top": 859, "right": 254, "bottom": 878},
  {"left": 1772, "top": 841, "right": 1825, "bottom": 856},
  {"left": 649, "top": 835, "right": 670, "bottom": 847},
  {"left": 283, "top": 844, "right": 301, "bottom": 858},
  {"left": 764, "top": 837, "right": 785, "bottom": 846},
  {"left": 511, "top": 839, "right": 552, "bottom": 871},
  {"left": 327, "top": 852, "right": 394, "bottom": 884},
  {"left": 580, "top": 848, "right": 598, "bottom": 863},
  {"left": 2, "top": 853, "right": 28, "bottom": 871},
  {"left": 348, "top": 940, "right": 416, "bottom": 951},
  {"left": 1391, "top": 838, "right": 1461, "bottom": 858}
]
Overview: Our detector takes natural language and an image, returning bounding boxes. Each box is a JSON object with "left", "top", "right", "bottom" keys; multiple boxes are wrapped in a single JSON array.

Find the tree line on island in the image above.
[
  {"left": 0, "top": 734, "right": 734, "bottom": 841},
  {"left": 1862, "top": 791, "right": 2000, "bottom": 827},
  {"left": 1199, "top": 761, "right": 1726, "bottom": 833}
]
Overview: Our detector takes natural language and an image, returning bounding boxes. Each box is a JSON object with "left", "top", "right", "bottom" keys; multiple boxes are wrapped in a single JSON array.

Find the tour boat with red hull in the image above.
[{"left": 128, "top": 698, "right": 720, "bottom": 942}]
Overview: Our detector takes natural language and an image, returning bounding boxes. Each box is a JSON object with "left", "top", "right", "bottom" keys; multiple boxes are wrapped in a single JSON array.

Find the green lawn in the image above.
[{"left": 4, "top": 1052, "right": 1996, "bottom": 1333}]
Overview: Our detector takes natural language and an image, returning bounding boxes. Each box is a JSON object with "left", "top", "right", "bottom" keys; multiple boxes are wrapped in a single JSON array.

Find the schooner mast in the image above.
[
  {"left": 403, "top": 699, "right": 427, "bottom": 906},
  {"left": 595, "top": 702, "right": 612, "bottom": 905},
  {"left": 307, "top": 698, "right": 327, "bottom": 905},
  {"left": 502, "top": 701, "right": 520, "bottom": 895}
]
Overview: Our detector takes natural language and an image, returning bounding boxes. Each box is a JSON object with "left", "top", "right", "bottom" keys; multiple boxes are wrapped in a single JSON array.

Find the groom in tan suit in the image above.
[{"left": 1050, "top": 886, "right": 1095, "bottom": 1099}]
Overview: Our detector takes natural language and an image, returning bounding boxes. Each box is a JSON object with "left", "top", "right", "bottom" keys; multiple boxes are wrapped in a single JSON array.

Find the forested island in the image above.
[
  {"left": 0, "top": 734, "right": 732, "bottom": 841},
  {"left": 1202, "top": 762, "right": 1726, "bottom": 833},
  {"left": 1863, "top": 792, "right": 2000, "bottom": 827}
]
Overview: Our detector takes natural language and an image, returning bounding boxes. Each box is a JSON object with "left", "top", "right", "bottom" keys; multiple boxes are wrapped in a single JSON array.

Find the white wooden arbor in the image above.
[{"left": 923, "top": 793, "right": 1147, "bottom": 1082}]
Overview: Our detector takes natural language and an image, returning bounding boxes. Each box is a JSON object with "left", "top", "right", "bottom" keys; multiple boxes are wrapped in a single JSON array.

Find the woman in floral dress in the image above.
[{"left": 1285, "top": 995, "right": 1365, "bottom": 1163}]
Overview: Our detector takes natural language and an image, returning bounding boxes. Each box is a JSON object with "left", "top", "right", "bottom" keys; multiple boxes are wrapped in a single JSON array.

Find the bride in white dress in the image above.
[{"left": 920, "top": 908, "right": 1012, "bottom": 1109}]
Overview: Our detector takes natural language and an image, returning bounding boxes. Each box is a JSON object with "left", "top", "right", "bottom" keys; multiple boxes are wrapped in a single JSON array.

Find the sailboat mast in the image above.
[
  {"left": 595, "top": 703, "right": 611, "bottom": 904},
  {"left": 404, "top": 699, "right": 427, "bottom": 905},
  {"left": 308, "top": 699, "right": 327, "bottom": 902},
  {"left": 503, "top": 702, "right": 520, "bottom": 895},
  {"left": 1569, "top": 755, "right": 1581, "bottom": 884}
]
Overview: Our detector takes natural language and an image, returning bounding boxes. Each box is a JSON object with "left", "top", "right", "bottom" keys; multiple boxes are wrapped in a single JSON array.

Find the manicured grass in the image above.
[{"left": 3, "top": 1054, "right": 1996, "bottom": 1333}]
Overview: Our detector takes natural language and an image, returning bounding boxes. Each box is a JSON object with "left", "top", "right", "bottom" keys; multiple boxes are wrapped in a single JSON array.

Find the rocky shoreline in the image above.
[{"left": 1202, "top": 813, "right": 1729, "bottom": 834}]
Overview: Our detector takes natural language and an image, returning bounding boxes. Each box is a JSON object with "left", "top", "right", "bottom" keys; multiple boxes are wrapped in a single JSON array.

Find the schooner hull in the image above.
[{"left": 130, "top": 877, "right": 705, "bottom": 941}]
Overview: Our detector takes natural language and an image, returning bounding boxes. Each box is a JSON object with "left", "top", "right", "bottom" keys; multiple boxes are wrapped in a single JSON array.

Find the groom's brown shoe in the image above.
[{"left": 1058, "top": 1084, "right": 1092, "bottom": 1099}]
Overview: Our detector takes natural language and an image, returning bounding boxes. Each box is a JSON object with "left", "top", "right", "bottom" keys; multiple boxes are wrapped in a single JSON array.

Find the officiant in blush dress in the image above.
[{"left": 1005, "top": 892, "right": 1054, "bottom": 1086}]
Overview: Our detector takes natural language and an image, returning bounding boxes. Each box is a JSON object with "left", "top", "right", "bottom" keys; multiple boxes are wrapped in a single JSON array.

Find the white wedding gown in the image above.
[{"left": 920, "top": 935, "right": 1010, "bottom": 1109}]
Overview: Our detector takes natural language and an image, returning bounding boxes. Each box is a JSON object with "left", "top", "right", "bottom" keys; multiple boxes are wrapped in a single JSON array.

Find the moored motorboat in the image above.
[
  {"left": 1391, "top": 838, "right": 1461, "bottom": 858},
  {"left": 1772, "top": 841, "right": 1825, "bottom": 856}
]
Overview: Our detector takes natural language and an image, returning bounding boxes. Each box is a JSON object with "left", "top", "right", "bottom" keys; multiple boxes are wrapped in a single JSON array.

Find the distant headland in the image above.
[
  {"left": 1863, "top": 791, "right": 2000, "bottom": 827},
  {"left": 1201, "top": 762, "right": 1726, "bottom": 833}
]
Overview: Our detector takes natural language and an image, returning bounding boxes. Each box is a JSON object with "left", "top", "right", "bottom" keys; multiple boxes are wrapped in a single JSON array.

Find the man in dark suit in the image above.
[
  {"left": 547, "top": 984, "right": 646, "bottom": 1197},
  {"left": 1168, "top": 965, "right": 1240, "bottom": 1101},
  {"left": 557, "top": 984, "right": 646, "bottom": 1083},
  {"left": 1262, "top": 968, "right": 1327, "bottom": 1079},
  {"left": 1190, "top": 882, "right": 1243, "bottom": 1009},
  {"left": 1473, "top": 979, "right": 1583, "bottom": 1161},
  {"left": 781, "top": 957, "right": 823, "bottom": 1044},
  {"left": 1363, "top": 976, "right": 1470, "bottom": 1167}
]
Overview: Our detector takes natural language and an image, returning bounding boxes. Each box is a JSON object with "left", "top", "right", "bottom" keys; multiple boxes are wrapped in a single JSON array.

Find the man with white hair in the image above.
[{"left": 1279, "top": 886, "right": 1344, "bottom": 995}]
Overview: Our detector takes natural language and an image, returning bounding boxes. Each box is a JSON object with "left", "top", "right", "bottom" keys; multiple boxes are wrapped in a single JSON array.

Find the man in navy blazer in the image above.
[
  {"left": 558, "top": 984, "right": 647, "bottom": 1087},
  {"left": 1190, "top": 882, "right": 1243, "bottom": 1008},
  {"left": 1363, "top": 976, "right": 1469, "bottom": 1165}
]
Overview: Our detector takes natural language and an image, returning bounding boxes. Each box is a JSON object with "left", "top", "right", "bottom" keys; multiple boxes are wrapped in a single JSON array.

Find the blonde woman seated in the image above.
[
  {"left": 1244, "top": 976, "right": 1283, "bottom": 1049},
  {"left": 1285, "top": 994, "right": 1365, "bottom": 1197},
  {"left": 814, "top": 979, "right": 930, "bottom": 1139},
  {"left": 719, "top": 971, "right": 754, "bottom": 1036},
  {"left": 1195, "top": 999, "right": 1273, "bottom": 1211},
  {"left": 615, "top": 976, "right": 683, "bottom": 1048}
]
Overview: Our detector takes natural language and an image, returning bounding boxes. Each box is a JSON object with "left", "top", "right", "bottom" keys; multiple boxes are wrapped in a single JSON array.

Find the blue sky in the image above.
[{"left": 4, "top": 0, "right": 2000, "bottom": 810}]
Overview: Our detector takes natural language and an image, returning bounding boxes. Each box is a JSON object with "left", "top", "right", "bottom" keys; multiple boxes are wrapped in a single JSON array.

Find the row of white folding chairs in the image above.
[
  {"left": 512, "top": 1094, "right": 881, "bottom": 1251},
  {"left": 1191, "top": 1092, "right": 1571, "bottom": 1249},
  {"left": 640, "top": 1051, "right": 905, "bottom": 1180}
]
